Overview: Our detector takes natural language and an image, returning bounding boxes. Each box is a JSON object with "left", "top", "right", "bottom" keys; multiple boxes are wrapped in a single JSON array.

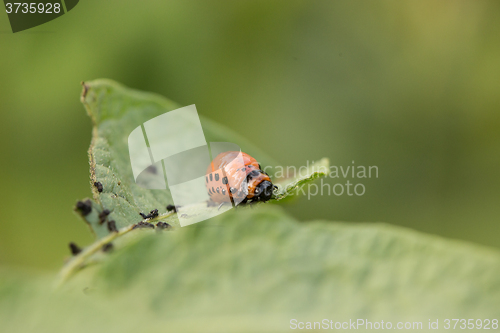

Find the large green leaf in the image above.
[
  {"left": 79, "top": 79, "right": 276, "bottom": 236},
  {"left": 65, "top": 79, "right": 329, "bottom": 284},
  {"left": 3, "top": 80, "right": 498, "bottom": 333},
  {"left": 2, "top": 206, "right": 500, "bottom": 332}
]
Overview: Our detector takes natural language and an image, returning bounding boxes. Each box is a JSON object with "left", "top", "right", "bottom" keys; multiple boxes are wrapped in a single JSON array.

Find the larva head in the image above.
[
  {"left": 253, "top": 180, "right": 274, "bottom": 202},
  {"left": 246, "top": 170, "right": 273, "bottom": 202}
]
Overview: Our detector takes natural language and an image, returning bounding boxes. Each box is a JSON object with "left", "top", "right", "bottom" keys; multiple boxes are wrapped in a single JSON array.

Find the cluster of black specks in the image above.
[
  {"left": 76, "top": 199, "right": 92, "bottom": 216},
  {"left": 94, "top": 181, "right": 103, "bottom": 193},
  {"left": 98, "top": 209, "right": 111, "bottom": 224},
  {"left": 139, "top": 209, "right": 159, "bottom": 220},
  {"left": 166, "top": 204, "right": 181, "bottom": 213},
  {"left": 69, "top": 242, "right": 82, "bottom": 255},
  {"left": 156, "top": 222, "right": 171, "bottom": 231},
  {"left": 107, "top": 220, "right": 118, "bottom": 233},
  {"left": 102, "top": 243, "right": 114, "bottom": 252},
  {"left": 133, "top": 221, "right": 155, "bottom": 230}
]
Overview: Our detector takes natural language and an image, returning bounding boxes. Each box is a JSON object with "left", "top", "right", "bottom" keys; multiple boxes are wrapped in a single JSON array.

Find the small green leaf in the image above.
[
  {"left": 272, "top": 157, "right": 330, "bottom": 201},
  {"left": 78, "top": 79, "right": 328, "bottom": 237},
  {"left": 79, "top": 79, "right": 282, "bottom": 236}
]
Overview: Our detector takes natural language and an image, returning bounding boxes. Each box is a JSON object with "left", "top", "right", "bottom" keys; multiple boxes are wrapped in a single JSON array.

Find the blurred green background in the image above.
[{"left": 1, "top": 0, "right": 499, "bottom": 271}]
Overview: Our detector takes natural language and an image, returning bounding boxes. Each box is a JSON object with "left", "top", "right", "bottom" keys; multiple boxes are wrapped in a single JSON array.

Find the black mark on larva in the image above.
[
  {"left": 222, "top": 177, "right": 228, "bottom": 184},
  {"left": 215, "top": 173, "right": 219, "bottom": 181},
  {"left": 145, "top": 165, "right": 157, "bottom": 174}
]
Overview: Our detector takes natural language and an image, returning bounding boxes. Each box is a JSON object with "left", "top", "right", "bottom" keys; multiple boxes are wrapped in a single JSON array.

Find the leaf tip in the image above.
[{"left": 80, "top": 81, "right": 89, "bottom": 103}]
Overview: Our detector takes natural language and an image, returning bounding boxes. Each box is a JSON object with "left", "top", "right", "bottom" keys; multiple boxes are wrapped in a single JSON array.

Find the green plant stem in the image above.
[{"left": 56, "top": 212, "right": 174, "bottom": 288}]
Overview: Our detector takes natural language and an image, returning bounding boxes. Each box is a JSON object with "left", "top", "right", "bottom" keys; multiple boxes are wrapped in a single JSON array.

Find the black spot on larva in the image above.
[
  {"left": 221, "top": 188, "right": 226, "bottom": 195},
  {"left": 247, "top": 170, "right": 260, "bottom": 180},
  {"left": 102, "top": 243, "right": 113, "bottom": 252},
  {"left": 222, "top": 177, "right": 228, "bottom": 184},
  {"left": 94, "top": 181, "right": 103, "bottom": 193},
  {"left": 212, "top": 187, "right": 215, "bottom": 193},
  {"left": 107, "top": 220, "right": 118, "bottom": 233},
  {"left": 208, "top": 188, "right": 212, "bottom": 195},
  {"left": 206, "top": 176, "right": 208, "bottom": 183},
  {"left": 215, "top": 173, "right": 219, "bottom": 181},
  {"left": 98, "top": 209, "right": 110, "bottom": 224},
  {"left": 216, "top": 187, "right": 220, "bottom": 193},
  {"left": 209, "top": 173, "right": 213, "bottom": 181},
  {"left": 230, "top": 187, "right": 237, "bottom": 193},
  {"left": 145, "top": 165, "right": 157, "bottom": 174},
  {"left": 69, "top": 242, "right": 81, "bottom": 255},
  {"left": 76, "top": 200, "right": 92, "bottom": 216}
]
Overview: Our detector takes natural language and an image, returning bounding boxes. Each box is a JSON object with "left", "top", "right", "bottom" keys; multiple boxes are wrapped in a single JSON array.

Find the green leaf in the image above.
[
  {"left": 67, "top": 79, "right": 329, "bottom": 284},
  {"left": 272, "top": 157, "right": 330, "bottom": 201},
  {"left": 28, "top": 79, "right": 496, "bottom": 332},
  {"left": 78, "top": 79, "right": 280, "bottom": 234},
  {"left": 3, "top": 206, "right": 500, "bottom": 333},
  {"left": 77, "top": 79, "right": 327, "bottom": 236}
]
